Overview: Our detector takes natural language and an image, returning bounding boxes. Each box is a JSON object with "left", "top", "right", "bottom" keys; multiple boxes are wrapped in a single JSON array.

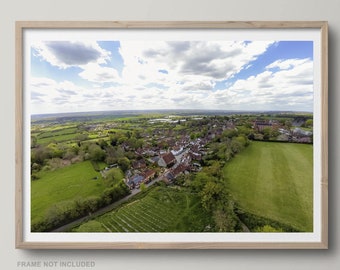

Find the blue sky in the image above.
[{"left": 30, "top": 40, "right": 313, "bottom": 114}]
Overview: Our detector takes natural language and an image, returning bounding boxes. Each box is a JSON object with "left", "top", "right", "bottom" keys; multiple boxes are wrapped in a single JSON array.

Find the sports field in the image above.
[{"left": 224, "top": 141, "right": 313, "bottom": 231}]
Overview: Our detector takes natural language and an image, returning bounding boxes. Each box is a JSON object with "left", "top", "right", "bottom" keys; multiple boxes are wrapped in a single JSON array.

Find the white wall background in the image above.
[{"left": 0, "top": 0, "right": 338, "bottom": 269}]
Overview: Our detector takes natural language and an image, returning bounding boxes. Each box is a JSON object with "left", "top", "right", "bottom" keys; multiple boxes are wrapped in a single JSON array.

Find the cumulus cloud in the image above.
[
  {"left": 78, "top": 64, "right": 121, "bottom": 83},
  {"left": 30, "top": 40, "right": 314, "bottom": 113},
  {"left": 45, "top": 41, "right": 101, "bottom": 65},
  {"left": 32, "top": 41, "right": 111, "bottom": 69},
  {"left": 209, "top": 57, "right": 314, "bottom": 111},
  {"left": 266, "top": 58, "right": 310, "bottom": 70},
  {"left": 117, "top": 40, "right": 275, "bottom": 95}
]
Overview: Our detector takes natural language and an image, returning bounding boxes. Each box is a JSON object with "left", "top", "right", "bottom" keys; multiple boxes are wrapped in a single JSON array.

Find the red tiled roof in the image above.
[
  {"left": 172, "top": 164, "right": 188, "bottom": 177},
  {"left": 142, "top": 169, "right": 155, "bottom": 179},
  {"left": 162, "top": 152, "right": 176, "bottom": 165}
]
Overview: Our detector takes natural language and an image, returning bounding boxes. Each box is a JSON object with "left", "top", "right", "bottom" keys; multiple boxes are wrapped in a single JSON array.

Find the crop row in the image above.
[{"left": 96, "top": 190, "right": 188, "bottom": 232}]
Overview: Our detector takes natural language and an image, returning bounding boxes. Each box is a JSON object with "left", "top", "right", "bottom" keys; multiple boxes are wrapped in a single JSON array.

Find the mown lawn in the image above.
[
  {"left": 31, "top": 161, "right": 107, "bottom": 224},
  {"left": 223, "top": 141, "right": 313, "bottom": 231},
  {"left": 73, "top": 186, "right": 210, "bottom": 232}
]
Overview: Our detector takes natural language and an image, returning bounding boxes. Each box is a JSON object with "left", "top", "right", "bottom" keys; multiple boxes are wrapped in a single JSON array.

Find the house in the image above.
[
  {"left": 132, "top": 159, "right": 147, "bottom": 170},
  {"left": 189, "top": 151, "right": 202, "bottom": 161},
  {"left": 158, "top": 152, "right": 177, "bottom": 167},
  {"left": 254, "top": 119, "right": 280, "bottom": 132},
  {"left": 254, "top": 121, "right": 272, "bottom": 132},
  {"left": 171, "top": 164, "right": 189, "bottom": 178},
  {"left": 127, "top": 174, "right": 144, "bottom": 189},
  {"left": 142, "top": 169, "right": 156, "bottom": 183},
  {"left": 163, "top": 171, "right": 175, "bottom": 183}
]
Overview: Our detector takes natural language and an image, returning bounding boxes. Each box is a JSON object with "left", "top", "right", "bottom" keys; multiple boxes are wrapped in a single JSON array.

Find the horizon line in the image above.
[{"left": 31, "top": 108, "right": 313, "bottom": 117}]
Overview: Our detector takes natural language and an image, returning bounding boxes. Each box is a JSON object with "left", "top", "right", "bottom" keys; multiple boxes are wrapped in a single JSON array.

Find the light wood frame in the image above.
[{"left": 16, "top": 21, "right": 328, "bottom": 249}]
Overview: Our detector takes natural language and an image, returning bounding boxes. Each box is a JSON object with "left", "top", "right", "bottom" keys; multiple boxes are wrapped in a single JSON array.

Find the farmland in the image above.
[
  {"left": 223, "top": 141, "right": 313, "bottom": 231},
  {"left": 73, "top": 185, "right": 210, "bottom": 232}
]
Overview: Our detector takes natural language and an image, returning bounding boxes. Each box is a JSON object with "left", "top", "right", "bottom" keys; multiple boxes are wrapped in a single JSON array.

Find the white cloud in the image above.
[
  {"left": 32, "top": 41, "right": 111, "bottom": 69},
  {"left": 266, "top": 58, "right": 310, "bottom": 70},
  {"left": 118, "top": 40, "right": 275, "bottom": 92},
  {"left": 33, "top": 41, "right": 121, "bottom": 86},
  {"left": 30, "top": 40, "right": 314, "bottom": 113},
  {"left": 207, "top": 57, "right": 314, "bottom": 111},
  {"left": 78, "top": 64, "right": 121, "bottom": 83}
]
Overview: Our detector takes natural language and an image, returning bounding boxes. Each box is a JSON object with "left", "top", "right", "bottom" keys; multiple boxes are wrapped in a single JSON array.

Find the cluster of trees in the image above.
[
  {"left": 31, "top": 130, "right": 142, "bottom": 177},
  {"left": 31, "top": 180, "right": 130, "bottom": 232},
  {"left": 301, "top": 119, "right": 313, "bottom": 128},
  {"left": 189, "top": 162, "right": 239, "bottom": 232},
  {"left": 203, "top": 129, "right": 249, "bottom": 164},
  {"left": 109, "top": 130, "right": 143, "bottom": 149},
  {"left": 235, "top": 208, "right": 299, "bottom": 232}
]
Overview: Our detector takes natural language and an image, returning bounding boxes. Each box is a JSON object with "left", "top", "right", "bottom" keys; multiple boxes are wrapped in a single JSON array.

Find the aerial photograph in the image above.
[{"left": 29, "top": 39, "right": 313, "bottom": 233}]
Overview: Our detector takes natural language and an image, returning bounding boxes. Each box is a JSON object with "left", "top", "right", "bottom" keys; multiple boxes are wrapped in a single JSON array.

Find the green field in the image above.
[
  {"left": 224, "top": 141, "right": 313, "bottom": 231},
  {"left": 73, "top": 186, "right": 209, "bottom": 232},
  {"left": 31, "top": 161, "right": 107, "bottom": 224},
  {"left": 35, "top": 126, "right": 79, "bottom": 144},
  {"left": 37, "top": 133, "right": 81, "bottom": 144}
]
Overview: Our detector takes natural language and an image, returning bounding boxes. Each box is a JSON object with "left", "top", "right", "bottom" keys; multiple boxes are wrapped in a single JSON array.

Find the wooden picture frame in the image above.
[{"left": 16, "top": 21, "right": 328, "bottom": 249}]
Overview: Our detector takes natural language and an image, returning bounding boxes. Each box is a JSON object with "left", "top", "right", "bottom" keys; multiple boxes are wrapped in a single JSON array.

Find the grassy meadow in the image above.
[
  {"left": 31, "top": 161, "right": 108, "bottom": 224},
  {"left": 224, "top": 141, "right": 313, "bottom": 231}
]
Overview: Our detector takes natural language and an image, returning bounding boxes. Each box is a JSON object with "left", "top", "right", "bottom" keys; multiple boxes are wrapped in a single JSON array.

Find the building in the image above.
[{"left": 158, "top": 152, "right": 177, "bottom": 167}]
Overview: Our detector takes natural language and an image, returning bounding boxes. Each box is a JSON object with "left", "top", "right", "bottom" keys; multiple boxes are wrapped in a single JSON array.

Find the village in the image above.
[
  {"left": 30, "top": 111, "right": 314, "bottom": 233},
  {"left": 96, "top": 114, "right": 313, "bottom": 191}
]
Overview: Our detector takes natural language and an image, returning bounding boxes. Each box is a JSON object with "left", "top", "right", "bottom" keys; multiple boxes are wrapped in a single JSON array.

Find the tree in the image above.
[
  {"left": 118, "top": 136, "right": 128, "bottom": 145},
  {"left": 237, "top": 126, "right": 252, "bottom": 136},
  {"left": 140, "top": 183, "right": 146, "bottom": 192},
  {"left": 270, "top": 127, "right": 280, "bottom": 138},
  {"left": 200, "top": 181, "right": 224, "bottom": 212},
  {"left": 79, "top": 196, "right": 101, "bottom": 213},
  {"left": 105, "top": 168, "right": 124, "bottom": 186},
  {"left": 213, "top": 208, "right": 237, "bottom": 232},
  {"left": 31, "top": 145, "right": 50, "bottom": 165},
  {"left": 262, "top": 127, "right": 271, "bottom": 140},
  {"left": 88, "top": 143, "right": 105, "bottom": 161},
  {"left": 191, "top": 172, "right": 212, "bottom": 191},
  {"left": 254, "top": 225, "right": 283, "bottom": 232},
  {"left": 285, "top": 120, "right": 292, "bottom": 130},
  {"left": 234, "top": 136, "right": 248, "bottom": 147},
  {"left": 109, "top": 134, "right": 118, "bottom": 146},
  {"left": 47, "top": 143, "right": 64, "bottom": 158},
  {"left": 204, "top": 161, "right": 221, "bottom": 177},
  {"left": 98, "top": 139, "right": 108, "bottom": 149},
  {"left": 222, "top": 129, "right": 238, "bottom": 139},
  {"left": 31, "top": 136, "right": 38, "bottom": 148},
  {"left": 63, "top": 144, "right": 79, "bottom": 160},
  {"left": 305, "top": 119, "right": 313, "bottom": 128},
  {"left": 117, "top": 157, "right": 130, "bottom": 172},
  {"left": 230, "top": 138, "right": 243, "bottom": 154},
  {"left": 75, "top": 133, "right": 89, "bottom": 142},
  {"left": 248, "top": 133, "right": 255, "bottom": 140}
]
